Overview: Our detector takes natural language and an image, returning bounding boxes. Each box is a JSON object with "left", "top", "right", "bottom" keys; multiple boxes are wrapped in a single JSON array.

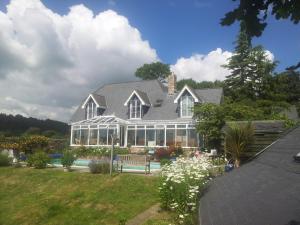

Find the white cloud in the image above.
[
  {"left": 0, "top": 0, "right": 157, "bottom": 122},
  {"left": 171, "top": 48, "right": 232, "bottom": 82},
  {"left": 265, "top": 50, "right": 274, "bottom": 62}
]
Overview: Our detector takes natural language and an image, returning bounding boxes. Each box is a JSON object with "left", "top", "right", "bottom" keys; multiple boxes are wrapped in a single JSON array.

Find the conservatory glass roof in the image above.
[{"left": 72, "top": 115, "right": 128, "bottom": 125}]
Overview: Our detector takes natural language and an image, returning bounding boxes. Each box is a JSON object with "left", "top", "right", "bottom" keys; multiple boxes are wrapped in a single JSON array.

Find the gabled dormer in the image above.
[
  {"left": 124, "top": 90, "right": 150, "bottom": 119},
  {"left": 82, "top": 93, "right": 106, "bottom": 119},
  {"left": 174, "top": 85, "right": 200, "bottom": 118}
]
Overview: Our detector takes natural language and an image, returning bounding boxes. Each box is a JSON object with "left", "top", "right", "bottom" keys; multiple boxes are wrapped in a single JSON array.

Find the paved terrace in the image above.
[{"left": 199, "top": 126, "right": 300, "bottom": 225}]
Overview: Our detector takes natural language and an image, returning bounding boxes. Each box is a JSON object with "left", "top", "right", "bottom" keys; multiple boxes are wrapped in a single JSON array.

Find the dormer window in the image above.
[
  {"left": 180, "top": 92, "right": 194, "bottom": 117},
  {"left": 174, "top": 85, "right": 200, "bottom": 118},
  {"left": 86, "top": 99, "right": 97, "bottom": 119},
  {"left": 124, "top": 90, "right": 151, "bottom": 119},
  {"left": 82, "top": 94, "right": 107, "bottom": 120},
  {"left": 129, "top": 95, "right": 141, "bottom": 119}
]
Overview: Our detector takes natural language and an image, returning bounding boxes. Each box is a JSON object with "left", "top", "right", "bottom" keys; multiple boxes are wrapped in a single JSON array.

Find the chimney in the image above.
[{"left": 168, "top": 73, "right": 177, "bottom": 95}]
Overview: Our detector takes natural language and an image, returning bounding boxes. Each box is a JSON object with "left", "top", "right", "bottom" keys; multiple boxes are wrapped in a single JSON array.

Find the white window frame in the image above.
[
  {"left": 180, "top": 94, "right": 194, "bottom": 118},
  {"left": 129, "top": 97, "right": 142, "bottom": 119}
]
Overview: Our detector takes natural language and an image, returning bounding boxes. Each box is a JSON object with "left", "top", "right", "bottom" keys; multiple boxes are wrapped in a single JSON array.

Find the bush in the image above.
[
  {"left": 0, "top": 153, "right": 11, "bottom": 167},
  {"left": 61, "top": 151, "right": 76, "bottom": 168},
  {"left": 27, "top": 151, "right": 50, "bottom": 169},
  {"left": 160, "top": 158, "right": 172, "bottom": 166},
  {"left": 159, "top": 157, "right": 212, "bottom": 225},
  {"left": 73, "top": 146, "right": 129, "bottom": 159},
  {"left": 88, "top": 160, "right": 110, "bottom": 174},
  {"left": 155, "top": 148, "right": 170, "bottom": 160},
  {"left": 168, "top": 146, "right": 183, "bottom": 158}
]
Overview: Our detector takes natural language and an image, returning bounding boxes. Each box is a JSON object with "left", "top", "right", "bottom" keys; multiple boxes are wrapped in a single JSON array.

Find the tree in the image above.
[
  {"left": 176, "top": 79, "right": 198, "bottom": 90},
  {"left": 221, "top": 0, "right": 300, "bottom": 38},
  {"left": 225, "top": 122, "right": 254, "bottom": 167},
  {"left": 221, "top": 0, "right": 300, "bottom": 68},
  {"left": 247, "top": 45, "right": 277, "bottom": 99},
  {"left": 223, "top": 22, "right": 253, "bottom": 100},
  {"left": 224, "top": 23, "right": 277, "bottom": 101},
  {"left": 176, "top": 78, "right": 223, "bottom": 90},
  {"left": 194, "top": 103, "right": 225, "bottom": 149},
  {"left": 135, "top": 62, "right": 170, "bottom": 80}
]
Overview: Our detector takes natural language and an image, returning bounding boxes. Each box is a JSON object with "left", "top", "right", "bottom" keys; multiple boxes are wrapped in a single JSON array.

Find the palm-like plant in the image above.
[{"left": 225, "top": 122, "right": 254, "bottom": 167}]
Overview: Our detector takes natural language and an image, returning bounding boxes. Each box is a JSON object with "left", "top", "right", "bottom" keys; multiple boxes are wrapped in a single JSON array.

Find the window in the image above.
[
  {"left": 85, "top": 99, "right": 97, "bottom": 119},
  {"left": 99, "top": 128, "right": 107, "bottom": 145},
  {"left": 166, "top": 129, "right": 175, "bottom": 147},
  {"left": 176, "top": 129, "right": 187, "bottom": 147},
  {"left": 156, "top": 129, "right": 165, "bottom": 146},
  {"left": 136, "top": 129, "right": 145, "bottom": 146},
  {"left": 127, "top": 130, "right": 135, "bottom": 146},
  {"left": 146, "top": 129, "right": 155, "bottom": 146},
  {"left": 108, "top": 128, "right": 116, "bottom": 145},
  {"left": 129, "top": 95, "right": 141, "bottom": 119},
  {"left": 180, "top": 92, "right": 194, "bottom": 117},
  {"left": 187, "top": 129, "right": 198, "bottom": 147},
  {"left": 80, "top": 129, "right": 89, "bottom": 145},
  {"left": 72, "top": 130, "right": 80, "bottom": 145},
  {"left": 89, "top": 129, "right": 98, "bottom": 145}
]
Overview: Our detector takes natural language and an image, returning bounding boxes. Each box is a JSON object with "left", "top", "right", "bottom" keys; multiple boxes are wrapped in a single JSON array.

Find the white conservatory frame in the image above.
[{"left": 70, "top": 115, "right": 200, "bottom": 149}]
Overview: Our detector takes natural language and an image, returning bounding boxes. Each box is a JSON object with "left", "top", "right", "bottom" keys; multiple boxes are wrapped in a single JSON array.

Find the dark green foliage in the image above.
[
  {"left": 160, "top": 158, "right": 172, "bottom": 166},
  {"left": 135, "top": 62, "right": 170, "bottom": 80},
  {"left": 27, "top": 151, "right": 50, "bottom": 169},
  {"left": 88, "top": 160, "right": 110, "bottom": 174},
  {"left": 61, "top": 151, "right": 76, "bottom": 168},
  {"left": 296, "top": 103, "right": 300, "bottom": 117},
  {"left": 225, "top": 122, "right": 255, "bottom": 167},
  {"left": 72, "top": 146, "right": 129, "bottom": 158},
  {"left": 221, "top": 0, "right": 300, "bottom": 37},
  {"left": 0, "top": 113, "right": 68, "bottom": 137},
  {"left": 194, "top": 103, "right": 225, "bottom": 149},
  {"left": 176, "top": 78, "right": 223, "bottom": 90},
  {"left": 223, "top": 23, "right": 277, "bottom": 102},
  {"left": 0, "top": 153, "right": 11, "bottom": 167}
]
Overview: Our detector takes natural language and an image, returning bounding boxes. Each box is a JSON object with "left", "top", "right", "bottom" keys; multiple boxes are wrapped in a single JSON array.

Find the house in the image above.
[{"left": 70, "top": 74, "right": 223, "bottom": 150}]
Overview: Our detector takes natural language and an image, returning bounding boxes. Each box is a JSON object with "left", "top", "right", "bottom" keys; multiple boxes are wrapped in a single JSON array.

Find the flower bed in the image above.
[{"left": 159, "top": 156, "right": 212, "bottom": 224}]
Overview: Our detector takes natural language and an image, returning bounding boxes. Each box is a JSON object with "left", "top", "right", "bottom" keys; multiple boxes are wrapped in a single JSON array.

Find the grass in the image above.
[{"left": 0, "top": 167, "right": 160, "bottom": 225}]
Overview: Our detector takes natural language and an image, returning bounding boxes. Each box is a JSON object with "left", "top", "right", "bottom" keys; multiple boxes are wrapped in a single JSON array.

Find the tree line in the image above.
[{"left": 0, "top": 114, "right": 69, "bottom": 137}]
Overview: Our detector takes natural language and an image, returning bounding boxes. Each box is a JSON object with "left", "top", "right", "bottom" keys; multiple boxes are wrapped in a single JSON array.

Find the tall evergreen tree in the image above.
[
  {"left": 247, "top": 45, "right": 277, "bottom": 100},
  {"left": 223, "top": 22, "right": 252, "bottom": 100}
]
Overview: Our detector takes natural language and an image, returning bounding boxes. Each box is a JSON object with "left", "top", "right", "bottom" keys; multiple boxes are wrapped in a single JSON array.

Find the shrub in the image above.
[
  {"left": 155, "top": 148, "right": 170, "bottom": 160},
  {"left": 159, "top": 157, "right": 212, "bottom": 225},
  {"left": 160, "top": 158, "right": 172, "bottom": 166},
  {"left": 27, "top": 151, "right": 50, "bottom": 169},
  {"left": 0, "top": 153, "right": 11, "bottom": 167},
  {"left": 61, "top": 151, "right": 76, "bottom": 168},
  {"left": 88, "top": 160, "right": 110, "bottom": 174},
  {"left": 225, "top": 122, "right": 254, "bottom": 167},
  {"left": 168, "top": 146, "right": 183, "bottom": 158}
]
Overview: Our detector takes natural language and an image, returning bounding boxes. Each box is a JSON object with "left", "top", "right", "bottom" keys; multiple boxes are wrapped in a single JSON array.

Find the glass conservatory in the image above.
[{"left": 70, "top": 115, "right": 199, "bottom": 148}]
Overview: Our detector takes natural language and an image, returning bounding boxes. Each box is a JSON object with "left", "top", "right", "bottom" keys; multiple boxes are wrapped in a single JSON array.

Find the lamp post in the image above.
[{"left": 110, "top": 133, "right": 119, "bottom": 176}]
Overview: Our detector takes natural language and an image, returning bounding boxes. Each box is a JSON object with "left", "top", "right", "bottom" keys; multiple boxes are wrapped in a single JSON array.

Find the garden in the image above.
[{"left": 0, "top": 133, "right": 225, "bottom": 225}]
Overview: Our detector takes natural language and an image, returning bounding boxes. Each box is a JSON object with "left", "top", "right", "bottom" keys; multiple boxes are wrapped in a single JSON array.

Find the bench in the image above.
[{"left": 116, "top": 154, "right": 150, "bottom": 174}]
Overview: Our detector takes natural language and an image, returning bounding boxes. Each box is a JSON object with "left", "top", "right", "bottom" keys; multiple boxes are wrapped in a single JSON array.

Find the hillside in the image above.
[{"left": 0, "top": 114, "right": 69, "bottom": 137}]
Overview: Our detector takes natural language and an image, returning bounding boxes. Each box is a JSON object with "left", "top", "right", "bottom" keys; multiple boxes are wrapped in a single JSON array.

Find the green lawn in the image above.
[{"left": 0, "top": 167, "right": 160, "bottom": 225}]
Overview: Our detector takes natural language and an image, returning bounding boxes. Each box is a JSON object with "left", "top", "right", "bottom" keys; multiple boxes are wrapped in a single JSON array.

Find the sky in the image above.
[{"left": 0, "top": 0, "right": 299, "bottom": 122}]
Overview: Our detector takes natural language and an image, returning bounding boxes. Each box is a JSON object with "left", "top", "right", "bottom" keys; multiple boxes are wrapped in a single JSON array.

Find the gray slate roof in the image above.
[
  {"left": 134, "top": 89, "right": 151, "bottom": 105},
  {"left": 199, "top": 126, "right": 300, "bottom": 225},
  {"left": 70, "top": 79, "right": 223, "bottom": 123},
  {"left": 91, "top": 93, "right": 106, "bottom": 108}
]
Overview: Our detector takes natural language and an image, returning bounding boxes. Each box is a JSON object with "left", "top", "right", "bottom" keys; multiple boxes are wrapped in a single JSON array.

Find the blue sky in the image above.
[
  {"left": 1, "top": 0, "right": 298, "bottom": 71},
  {"left": 0, "top": 0, "right": 299, "bottom": 121}
]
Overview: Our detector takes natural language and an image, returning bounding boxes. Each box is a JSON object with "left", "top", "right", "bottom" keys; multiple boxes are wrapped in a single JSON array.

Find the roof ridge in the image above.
[{"left": 94, "top": 79, "right": 163, "bottom": 93}]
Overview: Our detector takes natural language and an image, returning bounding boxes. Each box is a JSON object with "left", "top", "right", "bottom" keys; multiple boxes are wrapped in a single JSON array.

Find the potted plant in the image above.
[{"left": 61, "top": 151, "right": 76, "bottom": 172}]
